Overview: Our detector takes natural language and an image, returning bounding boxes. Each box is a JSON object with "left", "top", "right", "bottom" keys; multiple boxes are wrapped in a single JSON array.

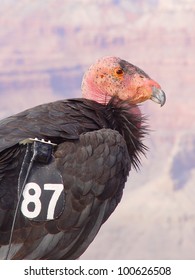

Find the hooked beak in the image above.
[{"left": 150, "top": 87, "right": 166, "bottom": 107}]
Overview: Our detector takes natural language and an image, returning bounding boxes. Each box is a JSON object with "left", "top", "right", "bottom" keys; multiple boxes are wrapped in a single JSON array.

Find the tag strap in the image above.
[{"left": 5, "top": 138, "right": 56, "bottom": 260}]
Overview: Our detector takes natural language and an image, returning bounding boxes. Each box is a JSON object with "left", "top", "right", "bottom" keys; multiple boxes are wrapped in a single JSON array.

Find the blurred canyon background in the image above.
[{"left": 0, "top": 0, "right": 195, "bottom": 259}]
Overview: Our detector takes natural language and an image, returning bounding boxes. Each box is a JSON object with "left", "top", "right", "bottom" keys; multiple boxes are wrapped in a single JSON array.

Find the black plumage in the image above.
[
  {"left": 0, "top": 97, "right": 147, "bottom": 259},
  {"left": 0, "top": 55, "right": 166, "bottom": 259}
]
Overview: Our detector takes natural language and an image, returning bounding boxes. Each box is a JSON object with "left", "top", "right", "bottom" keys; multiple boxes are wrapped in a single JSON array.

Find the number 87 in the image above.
[{"left": 21, "top": 182, "right": 64, "bottom": 220}]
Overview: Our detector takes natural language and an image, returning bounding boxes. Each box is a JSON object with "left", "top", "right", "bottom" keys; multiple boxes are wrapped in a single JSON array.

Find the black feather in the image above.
[{"left": 0, "top": 96, "right": 148, "bottom": 259}]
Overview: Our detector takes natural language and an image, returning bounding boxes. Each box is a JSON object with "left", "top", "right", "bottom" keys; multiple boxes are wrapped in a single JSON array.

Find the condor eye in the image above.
[{"left": 115, "top": 68, "right": 124, "bottom": 75}]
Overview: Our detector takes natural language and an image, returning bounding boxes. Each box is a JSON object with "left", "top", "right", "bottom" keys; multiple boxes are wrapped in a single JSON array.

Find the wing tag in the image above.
[{"left": 18, "top": 139, "right": 65, "bottom": 221}]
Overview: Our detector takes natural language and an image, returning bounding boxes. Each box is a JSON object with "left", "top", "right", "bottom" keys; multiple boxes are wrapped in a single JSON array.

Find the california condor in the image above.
[{"left": 0, "top": 56, "right": 166, "bottom": 259}]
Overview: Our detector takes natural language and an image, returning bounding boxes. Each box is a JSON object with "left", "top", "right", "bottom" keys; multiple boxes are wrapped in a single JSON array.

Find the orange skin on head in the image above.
[{"left": 82, "top": 56, "right": 163, "bottom": 106}]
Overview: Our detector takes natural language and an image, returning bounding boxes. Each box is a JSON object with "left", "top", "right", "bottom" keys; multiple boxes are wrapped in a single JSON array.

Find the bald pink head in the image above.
[{"left": 82, "top": 56, "right": 166, "bottom": 106}]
